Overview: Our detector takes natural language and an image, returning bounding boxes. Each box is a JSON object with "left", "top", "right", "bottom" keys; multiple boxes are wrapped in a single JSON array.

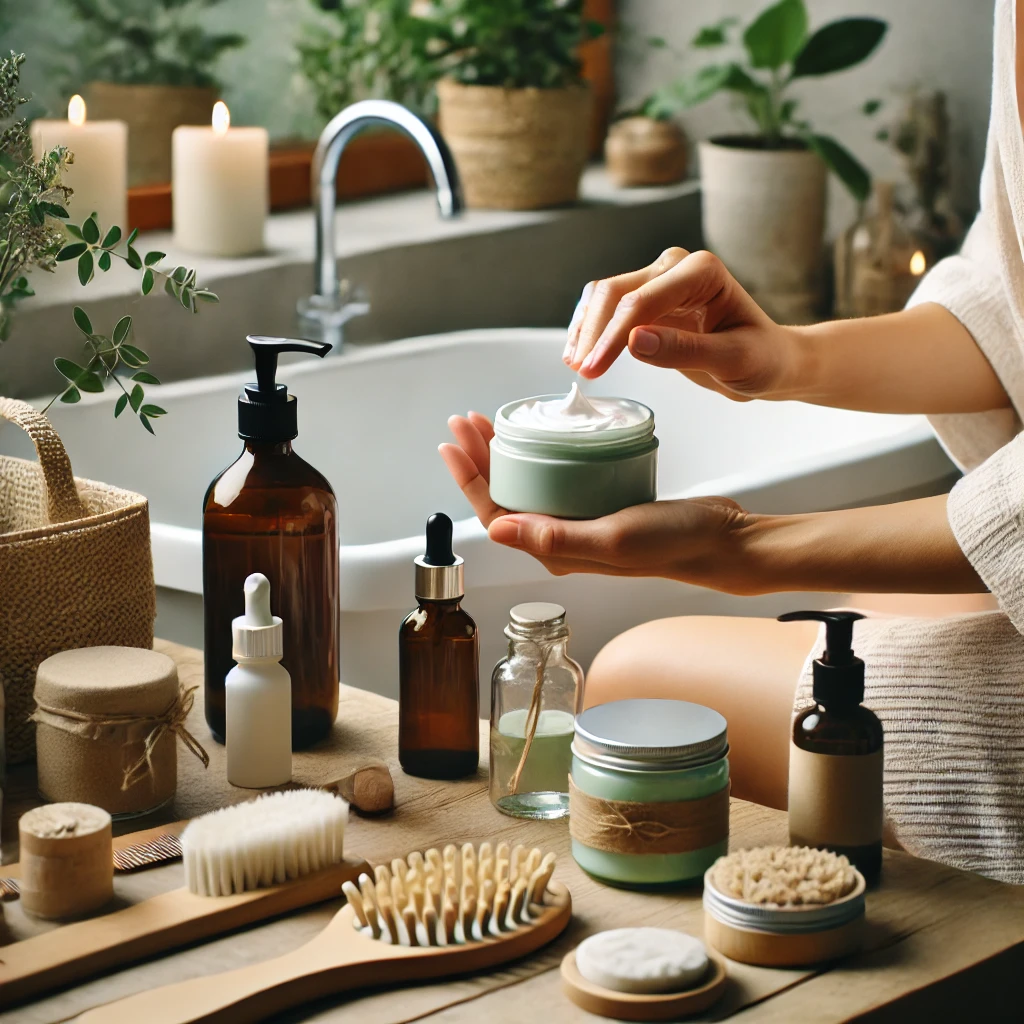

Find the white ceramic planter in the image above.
[{"left": 699, "top": 138, "right": 827, "bottom": 323}]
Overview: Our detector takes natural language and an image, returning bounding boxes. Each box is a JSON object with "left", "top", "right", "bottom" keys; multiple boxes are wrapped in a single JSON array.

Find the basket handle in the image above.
[{"left": 0, "top": 397, "right": 88, "bottom": 524}]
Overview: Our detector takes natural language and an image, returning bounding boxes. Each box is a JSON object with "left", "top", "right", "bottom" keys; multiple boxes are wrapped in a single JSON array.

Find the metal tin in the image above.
[
  {"left": 414, "top": 554, "right": 464, "bottom": 601},
  {"left": 573, "top": 699, "right": 729, "bottom": 773}
]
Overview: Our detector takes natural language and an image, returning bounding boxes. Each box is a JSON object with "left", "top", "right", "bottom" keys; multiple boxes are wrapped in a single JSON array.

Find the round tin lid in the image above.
[
  {"left": 573, "top": 699, "right": 728, "bottom": 772},
  {"left": 510, "top": 602, "right": 566, "bottom": 627}
]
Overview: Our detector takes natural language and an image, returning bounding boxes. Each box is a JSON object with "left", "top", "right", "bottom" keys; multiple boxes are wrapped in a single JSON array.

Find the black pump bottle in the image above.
[
  {"left": 780, "top": 610, "right": 884, "bottom": 881},
  {"left": 398, "top": 513, "right": 480, "bottom": 779},
  {"left": 203, "top": 336, "right": 339, "bottom": 749}
]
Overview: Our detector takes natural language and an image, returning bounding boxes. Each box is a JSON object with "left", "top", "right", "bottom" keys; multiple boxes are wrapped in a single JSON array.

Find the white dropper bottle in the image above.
[{"left": 226, "top": 573, "right": 292, "bottom": 788}]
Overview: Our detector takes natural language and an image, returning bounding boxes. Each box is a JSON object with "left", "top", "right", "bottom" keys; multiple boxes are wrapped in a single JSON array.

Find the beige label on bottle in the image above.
[{"left": 788, "top": 746, "right": 883, "bottom": 849}]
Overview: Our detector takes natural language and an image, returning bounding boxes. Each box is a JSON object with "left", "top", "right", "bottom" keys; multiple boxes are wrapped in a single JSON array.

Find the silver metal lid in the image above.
[
  {"left": 510, "top": 602, "right": 565, "bottom": 626},
  {"left": 573, "top": 698, "right": 728, "bottom": 772},
  {"left": 414, "top": 555, "right": 464, "bottom": 601}
]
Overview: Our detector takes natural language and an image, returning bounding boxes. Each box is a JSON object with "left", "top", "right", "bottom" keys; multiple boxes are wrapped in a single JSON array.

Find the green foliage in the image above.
[
  {"left": 59, "top": 0, "right": 245, "bottom": 89},
  {"left": 662, "top": 0, "right": 887, "bottom": 201},
  {"left": 299, "top": 0, "right": 603, "bottom": 123},
  {"left": 299, "top": 1, "right": 440, "bottom": 122},
  {"left": 2, "top": 51, "right": 219, "bottom": 432}
]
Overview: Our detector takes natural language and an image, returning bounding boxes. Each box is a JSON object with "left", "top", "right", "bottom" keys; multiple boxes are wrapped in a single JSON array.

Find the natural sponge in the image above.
[{"left": 708, "top": 846, "right": 857, "bottom": 906}]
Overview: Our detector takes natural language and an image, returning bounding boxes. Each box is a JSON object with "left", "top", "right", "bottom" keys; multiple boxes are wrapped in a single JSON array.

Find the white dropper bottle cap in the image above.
[{"left": 231, "top": 573, "right": 283, "bottom": 660}]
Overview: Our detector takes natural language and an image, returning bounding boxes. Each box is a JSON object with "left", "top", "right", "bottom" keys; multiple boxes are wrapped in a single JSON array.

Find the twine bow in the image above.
[{"left": 30, "top": 685, "right": 210, "bottom": 791}]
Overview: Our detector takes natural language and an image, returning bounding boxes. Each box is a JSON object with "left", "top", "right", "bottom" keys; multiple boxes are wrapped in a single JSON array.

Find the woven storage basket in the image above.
[{"left": 0, "top": 398, "right": 155, "bottom": 762}]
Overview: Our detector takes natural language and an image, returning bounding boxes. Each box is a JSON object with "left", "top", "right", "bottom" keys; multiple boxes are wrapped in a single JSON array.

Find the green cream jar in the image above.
[
  {"left": 489, "top": 384, "right": 657, "bottom": 518},
  {"left": 570, "top": 699, "right": 730, "bottom": 889}
]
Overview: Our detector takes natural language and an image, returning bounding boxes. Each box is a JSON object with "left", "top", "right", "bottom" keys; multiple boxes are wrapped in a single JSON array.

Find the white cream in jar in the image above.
[{"left": 489, "top": 384, "right": 658, "bottom": 519}]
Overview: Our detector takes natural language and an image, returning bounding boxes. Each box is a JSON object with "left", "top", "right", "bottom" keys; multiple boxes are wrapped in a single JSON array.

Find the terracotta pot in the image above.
[
  {"left": 85, "top": 82, "right": 218, "bottom": 187},
  {"left": 699, "top": 137, "right": 827, "bottom": 324},
  {"left": 437, "top": 79, "right": 591, "bottom": 210},
  {"left": 605, "top": 116, "right": 688, "bottom": 187}
]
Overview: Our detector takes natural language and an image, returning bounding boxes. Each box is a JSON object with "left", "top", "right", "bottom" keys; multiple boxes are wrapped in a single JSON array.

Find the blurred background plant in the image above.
[
  {"left": 655, "top": 0, "right": 886, "bottom": 201},
  {"left": 299, "top": 0, "right": 603, "bottom": 124},
  {"left": 57, "top": 0, "right": 245, "bottom": 89},
  {"left": 0, "top": 51, "right": 217, "bottom": 430}
]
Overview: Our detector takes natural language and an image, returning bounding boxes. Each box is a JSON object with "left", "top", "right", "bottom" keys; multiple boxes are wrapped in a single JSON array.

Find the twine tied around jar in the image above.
[
  {"left": 568, "top": 778, "right": 730, "bottom": 855},
  {"left": 507, "top": 639, "right": 553, "bottom": 796},
  {"left": 30, "top": 685, "right": 210, "bottom": 790}
]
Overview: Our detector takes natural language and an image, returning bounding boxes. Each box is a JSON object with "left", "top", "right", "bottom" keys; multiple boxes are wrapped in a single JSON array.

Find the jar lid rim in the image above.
[{"left": 573, "top": 698, "right": 728, "bottom": 767}]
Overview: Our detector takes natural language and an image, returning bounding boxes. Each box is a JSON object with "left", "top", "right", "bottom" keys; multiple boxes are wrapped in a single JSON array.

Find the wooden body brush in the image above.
[
  {"left": 0, "top": 790, "right": 365, "bottom": 1008},
  {"left": 79, "top": 841, "right": 571, "bottom": 1024}
]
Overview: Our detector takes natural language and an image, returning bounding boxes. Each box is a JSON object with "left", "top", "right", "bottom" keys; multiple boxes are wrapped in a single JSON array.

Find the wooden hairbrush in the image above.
[{"left": 78, "top": 841, "right": 571, "bottom": 1024}]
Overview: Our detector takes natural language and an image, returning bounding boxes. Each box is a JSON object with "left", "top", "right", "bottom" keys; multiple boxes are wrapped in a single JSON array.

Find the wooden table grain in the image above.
[{"left": 2, "top": 640, "right": 1022, "bottom": 1023}]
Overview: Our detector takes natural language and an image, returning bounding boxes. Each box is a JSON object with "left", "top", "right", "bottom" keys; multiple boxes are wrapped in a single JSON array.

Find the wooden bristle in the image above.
[{"left": 343, "top": 843, "right": 557, "bottom": 948}]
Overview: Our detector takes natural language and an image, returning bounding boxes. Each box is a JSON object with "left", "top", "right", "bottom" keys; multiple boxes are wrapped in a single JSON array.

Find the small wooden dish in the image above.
[{"left": 560, "top": 948, "right": 728, "bottom": 1021}]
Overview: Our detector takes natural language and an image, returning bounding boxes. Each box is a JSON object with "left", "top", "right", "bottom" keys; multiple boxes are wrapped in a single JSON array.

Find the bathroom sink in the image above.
[{"left": 5, "top": 328, "right": 958, "bottom": 701}]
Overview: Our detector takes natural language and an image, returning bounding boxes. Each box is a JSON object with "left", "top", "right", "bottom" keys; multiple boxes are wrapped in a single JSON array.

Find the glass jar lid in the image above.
[
  {"left": 573, "top": 698, "right": 728, "bottom": 772},
  {"left": 507, "top": 602, "right": 569, "bottom": 641}
]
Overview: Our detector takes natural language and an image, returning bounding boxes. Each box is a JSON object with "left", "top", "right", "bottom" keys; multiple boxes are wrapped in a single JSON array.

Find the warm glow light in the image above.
[
  {"left": 909, "top": 250, "right": 927, "bottom": 276},
  {"left": 212, "top": 100, "right": 230, "bottom": 137},
  {"left": 68, "top": 94, "right": 86, "bottom": 127}
]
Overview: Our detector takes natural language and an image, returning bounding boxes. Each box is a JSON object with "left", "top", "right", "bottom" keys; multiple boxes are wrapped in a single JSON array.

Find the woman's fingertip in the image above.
[
  {"left": 631, "top": 328, "right": 660, "bottom": 356},
  {"left": 488, "top": 517, "right": 521, "bottom": 546}
]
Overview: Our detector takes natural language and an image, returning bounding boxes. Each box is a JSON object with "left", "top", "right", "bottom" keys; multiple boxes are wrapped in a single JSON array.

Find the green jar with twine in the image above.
[{"left": 570, "top": 699, "right": 730, "bottom": 888}]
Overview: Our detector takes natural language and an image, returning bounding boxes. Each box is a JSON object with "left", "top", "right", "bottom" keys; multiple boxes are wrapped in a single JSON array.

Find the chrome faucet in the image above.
[{"left": 297, "top": 99, "right": 464, "bottom": 349}]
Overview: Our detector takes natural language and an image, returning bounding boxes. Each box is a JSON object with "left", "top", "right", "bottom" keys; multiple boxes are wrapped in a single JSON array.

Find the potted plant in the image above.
[
  {"left": 672, "top": 0, "right": 886, "bottom": 320},
  {"left": 60, "top": 0, "right": 245, "bottom": 186},
  {"left": 424, "top": 0, "right": 603, "bottom": 209}
]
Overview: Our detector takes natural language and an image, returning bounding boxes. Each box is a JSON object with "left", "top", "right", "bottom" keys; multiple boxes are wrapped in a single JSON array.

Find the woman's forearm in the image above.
[
  {"left": 785, "top": 303, "right": 1010, "bottom": 414},
  {"left": 733, "top": 494, "right": 985, "bottom": 596}
]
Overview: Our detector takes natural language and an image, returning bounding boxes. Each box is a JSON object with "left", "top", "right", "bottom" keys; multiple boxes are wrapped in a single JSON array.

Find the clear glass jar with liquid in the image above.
[{"left": 489, "top": 602, "right": 583, "bottom": 819}]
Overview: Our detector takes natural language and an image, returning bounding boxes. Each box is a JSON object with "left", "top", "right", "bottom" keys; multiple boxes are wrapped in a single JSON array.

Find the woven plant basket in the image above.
[
  {"left": 437, "top": 79, "right": 591, "bottom": 210},
  {"left": 0, "top": 398, "right": 155, "bottom": 762}
]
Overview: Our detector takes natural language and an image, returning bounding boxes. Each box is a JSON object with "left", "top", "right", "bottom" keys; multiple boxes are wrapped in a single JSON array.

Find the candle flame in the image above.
[
  {"left": 909, "top": 250, "right": 927, "bottom": 276},
  {"left": 212, "top": 100, "right": 230, "bottom": 136},
  {"left": 68, "top": 94, "right": 86, "bottom": 127}
]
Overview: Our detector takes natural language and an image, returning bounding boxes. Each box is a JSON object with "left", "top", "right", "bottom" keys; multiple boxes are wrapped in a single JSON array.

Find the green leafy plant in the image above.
[
  {"left": 667, "top": 0, "right": 887, "bottom": 201},
  {"left": 299, "top": 0, "right": 603, "bottom": 123},
  {"left": 1, "top": 51, "right": 218, "bottom": 432},
  {"left": 60, "top": 0, "right": 245, "bottom": 89},
  {"left": 299, "top": 1, "right": 440, "bottom": 122}
]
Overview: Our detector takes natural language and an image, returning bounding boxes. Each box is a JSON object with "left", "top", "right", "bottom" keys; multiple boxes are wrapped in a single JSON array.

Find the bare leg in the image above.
[{"left": 584, "top": 616, "right": 819, "bottom": 811}]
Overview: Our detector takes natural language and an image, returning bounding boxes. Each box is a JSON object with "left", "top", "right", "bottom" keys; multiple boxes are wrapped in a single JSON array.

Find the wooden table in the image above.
[{"left": 3, "top": 640, "right": 1023, "bottom": 1023}]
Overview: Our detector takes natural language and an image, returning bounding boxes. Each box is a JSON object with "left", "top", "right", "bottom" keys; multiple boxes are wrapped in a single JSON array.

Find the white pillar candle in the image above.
[
  {"left": 172, "top": 101, "right": 268, "bottom": 257},
  {"left": 30, "top": 95, "right": 127, "bottom": 230}
]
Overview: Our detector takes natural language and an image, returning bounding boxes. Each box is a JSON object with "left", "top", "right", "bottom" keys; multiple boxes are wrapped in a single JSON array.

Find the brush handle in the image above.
[
  {"left": 79, "top": 894, "right": 572, "bottom": 1024},
  {"left": 0, "top": 859, "right": 368, "bottom": 1009}
]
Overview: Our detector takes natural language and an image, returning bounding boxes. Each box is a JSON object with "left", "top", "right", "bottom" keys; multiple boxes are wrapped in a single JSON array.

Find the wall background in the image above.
[{"left": 5, "top": 0, "right": 996, "bottom": 236}]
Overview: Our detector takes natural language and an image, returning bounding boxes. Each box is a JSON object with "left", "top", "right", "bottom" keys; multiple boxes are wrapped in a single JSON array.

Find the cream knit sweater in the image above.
[{"left": 795, "top": 0, "right": 1024, "bottom": 885}]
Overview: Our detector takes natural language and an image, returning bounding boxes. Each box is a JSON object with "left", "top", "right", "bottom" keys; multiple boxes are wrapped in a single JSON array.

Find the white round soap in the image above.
[{"left": 575, "top": 927, "right": 709, "bottom": 994}]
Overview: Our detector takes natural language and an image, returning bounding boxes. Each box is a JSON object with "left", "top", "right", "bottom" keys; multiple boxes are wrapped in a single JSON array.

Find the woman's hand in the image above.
[
  {"left": 564, "top": 246, "right": 804, "bottom": 400},
  {"left": 439, "top": 413, "right": 751, "bottom": 590}
]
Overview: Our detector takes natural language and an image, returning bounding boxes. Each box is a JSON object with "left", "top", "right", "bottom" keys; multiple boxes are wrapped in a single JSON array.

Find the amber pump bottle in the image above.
[
  {"left": 203, "top": 335, "right": 339, "bottom": 749},
  {"left": 780, "top": 611, "right": 883, "bottom": 881},
  {"left": 399, "top": 513, "right": 479, "bottom": 779}
]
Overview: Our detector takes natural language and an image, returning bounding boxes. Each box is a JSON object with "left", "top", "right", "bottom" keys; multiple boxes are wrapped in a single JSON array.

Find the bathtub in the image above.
[{"left": 8, "top": 328, "right": 957, "bottom": 702}]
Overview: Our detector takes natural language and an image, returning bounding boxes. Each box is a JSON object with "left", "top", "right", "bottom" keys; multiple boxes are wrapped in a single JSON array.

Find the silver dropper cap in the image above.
[{"left": 414, "top": 513, "right": 464, "bottom": 601}]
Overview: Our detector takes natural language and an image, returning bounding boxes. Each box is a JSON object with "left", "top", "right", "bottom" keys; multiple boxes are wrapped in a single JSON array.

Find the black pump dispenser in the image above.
[
  {"left": 778, "top": 610, "right": 866, "bottom": 705},
  {"left": 238, "top": 335, "right": 331, "bottom": 442}
]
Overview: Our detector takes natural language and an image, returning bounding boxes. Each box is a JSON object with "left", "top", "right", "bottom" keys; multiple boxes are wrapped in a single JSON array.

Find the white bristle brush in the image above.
[
  {"left": 0, "top": 790, "right": 367, "bottom": 1010},
  {"left": 77, "top": 843, "right": 571, "bottom": 1024},
  {"left": 182, "top": 789, "right": 348, "bottom": 896}
]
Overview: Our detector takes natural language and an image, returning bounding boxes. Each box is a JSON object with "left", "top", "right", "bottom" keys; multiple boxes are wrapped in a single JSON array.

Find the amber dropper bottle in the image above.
[
  {"left": 399, "top": 513, "right": 479, "bottom": 779},
  {"left": 780, "top": 610, "right": 884, "bottom": 882}
]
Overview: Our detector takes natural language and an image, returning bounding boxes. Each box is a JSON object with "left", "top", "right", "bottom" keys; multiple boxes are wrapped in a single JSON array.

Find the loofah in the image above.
[
  {"left": 341, "top": 842, "right": 557, "bottom": 947},
  {"left": 708, "top": 846, "right": 857, "bottom": 907},
  {"left": 182, "top": 789, "right": 348, "bottom": 896}
]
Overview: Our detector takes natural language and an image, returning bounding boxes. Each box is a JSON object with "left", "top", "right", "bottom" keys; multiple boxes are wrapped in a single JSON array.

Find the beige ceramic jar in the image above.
[{"left": 34, "top": 647, "right": 182, "bottom": 818}]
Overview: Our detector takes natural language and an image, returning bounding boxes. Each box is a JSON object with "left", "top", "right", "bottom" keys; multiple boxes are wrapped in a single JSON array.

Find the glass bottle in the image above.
[
  {"left": 203, "top": 336, "right": 338, "bottom": 750},
  {"left": 399, "top": 514, "right": 479, "bottom": 779},
  {"left": 489, "top": 603, "right": 582, "bottom": 819}
]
